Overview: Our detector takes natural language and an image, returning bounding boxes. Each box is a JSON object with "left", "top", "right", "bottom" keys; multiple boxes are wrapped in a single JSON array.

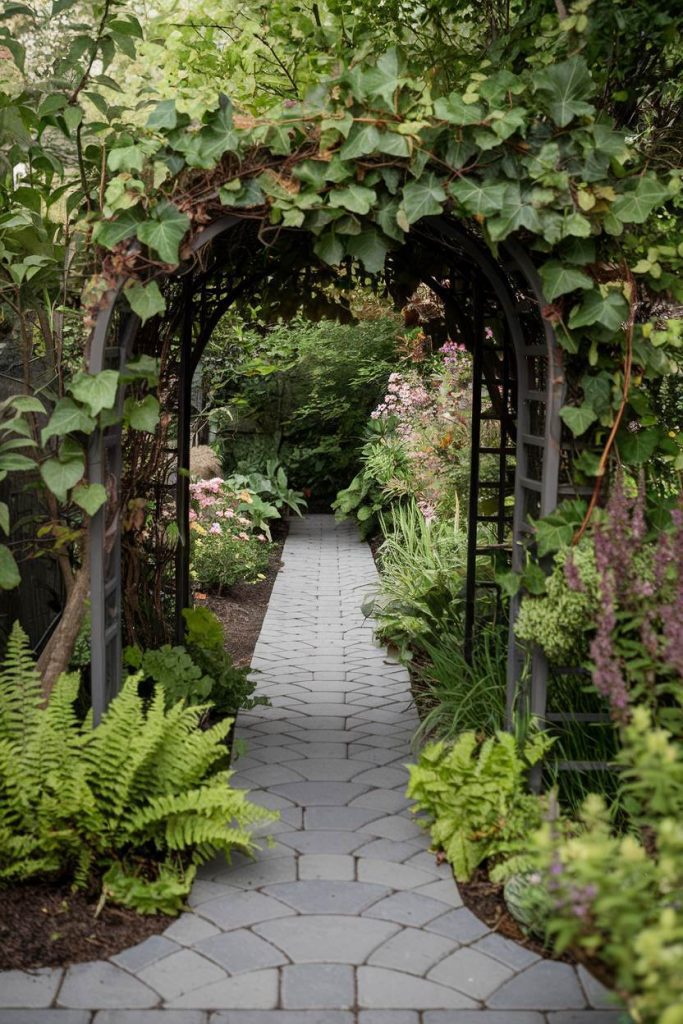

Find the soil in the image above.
[
  {"left": 201, "top": 519, "right": 288, "bottom": 668},
  {"left": 0, "top": 523, "right": 289, "bottom": 971},
  {"left": 0, "top": 881, "right": 170, "bottom": 971}
]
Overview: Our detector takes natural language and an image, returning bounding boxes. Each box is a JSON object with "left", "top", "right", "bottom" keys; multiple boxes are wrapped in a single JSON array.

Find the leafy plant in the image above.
[
  {"left": 406, "top": 728, "right": 554, "bottom": 882},
  {"left": 0, "top": 623, "right": 275, "bottom": 914}
]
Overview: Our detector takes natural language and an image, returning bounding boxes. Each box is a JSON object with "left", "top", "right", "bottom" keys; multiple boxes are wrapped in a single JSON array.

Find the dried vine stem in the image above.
[{"left": 573, "top": 269, "right": 637, "bottom": 543}]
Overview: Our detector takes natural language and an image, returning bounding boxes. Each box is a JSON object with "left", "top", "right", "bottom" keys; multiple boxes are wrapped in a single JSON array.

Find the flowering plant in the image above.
[{"left": 189, "top": 477, "right": 272, "bottom": 590}]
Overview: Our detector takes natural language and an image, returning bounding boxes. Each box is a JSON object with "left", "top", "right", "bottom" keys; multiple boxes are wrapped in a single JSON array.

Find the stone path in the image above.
[{"left": 0, "top": 516, "right": 623, "bottom": 1023}]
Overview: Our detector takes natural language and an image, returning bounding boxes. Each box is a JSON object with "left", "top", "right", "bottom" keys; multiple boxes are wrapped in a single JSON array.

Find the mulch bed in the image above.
[
  {"left": 0, "top": 523, "right": 289, "bottom": 971},
  {"left": 0, "top": 881, "right": 170, "bottom": 971}
]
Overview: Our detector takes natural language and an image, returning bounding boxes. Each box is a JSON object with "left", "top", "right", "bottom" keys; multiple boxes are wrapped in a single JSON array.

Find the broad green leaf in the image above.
[
  {"left": 363, "top": 48, "right": 404, "bottom": 106},
  {"left": 125, "top": 280, "right": 167, "bottom": 323},
  {"left": 0, "top": 502, "right": 9, "bottom": 535},
  {"left": 328, "top": 185, "right": 376, "bottom": 216},
  {"left": 146, "top": 98, "right": 177, "bottom": 130},
  {"left": 293, "top": 161, "right": 328, "bottom": 189},
  {"left": 124, "top": 355, "right": 160, "bottom": 384},
  {"left": 400, "top": 174, "right": 446, "bottom": 225},
  {"left": 612, "top": 175, "right": 670, "bottom": 225},
  {"left": 375, "top": 197, "right": 406, "bottom": 242},
  {"left": 539, "top": 261, "right": 593, "bottom": 301},
  {"left": 534, "top": 517, "right": 576, "bottom": 557},
  {"left": 0, "top": 545, "right": 20, "bottom": 590},
  {"left": 72, "top": 482, "right": 107, "bottom": 515},
  {"left": 93, "top": 209, "right": 143, "bottom": 250},
  {"left": 125, "top": 395, "right": 160, "bottom": 433},
  {"left": 136, "top": 202, "right": 190, "bottom": 264},
  {"left": 40, "top": 454, "right": 85, "bottom": 503},
  {"left": 434, "top": 93, "right": 484, "bottom": 125},
  {"left": 376, "top": 131, "right": 411, "bottom": 158},
  {"left": 107, "top": 145, "right": 146, "bottom": 173},
  {"left": 535, "top": 57, "right": 595, "bottom": 127},
  {"left": 0, "top": 453, "right": 34, "bottom": 471},
  {"left": 448, "top": 178, "right": 506, "bottom": 216},
  {"left": 339, "top": 124, "right": 380, "bottom": 160},
  {"left": 70, "top": 370, "right": 119, "bottom": 416},
  {"left": 41, "top": 399, "right": 96, "bottom": 445},
  {"left": 314, "top": 231, "right": 345, "bottom": 266},
  {"left": 346, "top": 228, "right": 390, "bottom": 274},
  {"left": 3, "top": 395, "right": 45, "bottom": 414},
  {"left": 568, "top": 290, "right": 629, "bottom": 331},
  {"left": 487, "top": 184, "right": 541, "bottom": 241},
  {"left": 559, "top": 403, "right": 597, "bottom": 436},
  {"left": 617, "top": 427, "right": 660, "bottom": 465}
]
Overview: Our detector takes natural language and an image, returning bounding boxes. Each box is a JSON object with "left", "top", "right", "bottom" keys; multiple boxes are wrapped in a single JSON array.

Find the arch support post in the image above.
[{"left": 175, "top": 274, "right": 194, "bottom": 641}]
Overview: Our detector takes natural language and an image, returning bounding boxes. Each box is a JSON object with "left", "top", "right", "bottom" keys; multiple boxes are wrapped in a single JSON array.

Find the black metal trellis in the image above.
[{"left": 87, "top": 214, "right": 573, "bottom": 752}]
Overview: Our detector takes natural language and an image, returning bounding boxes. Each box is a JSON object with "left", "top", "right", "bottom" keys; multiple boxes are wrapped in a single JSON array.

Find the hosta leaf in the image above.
[
  {"left": 539, "top": 261, "right": 593, "bottom": 301},
  {"left": 448, "top": 178, "right": 506, "bottom": 216},
  {"left": 612, "top": 175, "right": 670, "bottom": 225},
  {"left": 400, "top": 174, "right": 446, "bottom": 225},
  {"left": 70, "top": 370, "right": 120, "bottom": 417},
  {"left": 0, "top": 545, "right": 20, "bottom": 590},
  {"left": 136, "top": 201, "right": 190, "bottom": 264},
  {"left": 125, "top": 280, "right": 166, "bottom": 323},
  {"left": 41, "top": 399, "right": 96, "bottom": 445},
  {"left": 535, "top": 57, "right": 595, "bottom": 127}
]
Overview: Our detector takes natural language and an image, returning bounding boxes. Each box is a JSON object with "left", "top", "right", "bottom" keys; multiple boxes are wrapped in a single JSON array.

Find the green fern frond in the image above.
[{"left": 0, "top": 622, "right": 43, "bottom": 747}]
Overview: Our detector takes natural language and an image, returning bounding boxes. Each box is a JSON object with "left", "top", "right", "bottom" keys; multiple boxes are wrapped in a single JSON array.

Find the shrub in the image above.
[
  {"left": 406, "top": 728, "right": 553, "bottom": 882},
  {"left": 191, "top": 524, "right": 270, "bottom": 589},
  {"left": 0, "top": 623, "right": 275, "bottom": 914}
]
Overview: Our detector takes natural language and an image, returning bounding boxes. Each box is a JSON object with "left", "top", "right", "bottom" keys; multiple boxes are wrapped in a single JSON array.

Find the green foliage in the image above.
[
  {"left": 529, "top": 708, "right": 683, "bottom": 1024},
  {"left": 0, "top": 623, "right": 274, "bottom": 914},
  {"left": 192, "top": 528, "right": 271, "bottom": 590},
  {"left": 183, "top": 606, "right": 267, "bottom": 716},
  {"left": 406, "top": 728, "right": 554, "bottom": 882}
]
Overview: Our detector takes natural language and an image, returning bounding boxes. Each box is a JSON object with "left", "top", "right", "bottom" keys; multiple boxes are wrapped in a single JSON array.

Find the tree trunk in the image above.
[{"left": 37, "top": 541, "right": 90, "bottom": 700}]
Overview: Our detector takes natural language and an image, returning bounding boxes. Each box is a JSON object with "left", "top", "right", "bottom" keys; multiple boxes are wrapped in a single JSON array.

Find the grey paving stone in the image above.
[
  {"left": 166, "top": 969, "right": 279, "bottom": 1009},
  {"left": 349, "top": 789, "right": 412, "bottom": 812},
  {"left": 58, "top": 963, "right": 158, "bottom": 1009},
  {"left": 358, "top": 1014, "right": 420, "bottom": 1024},
  {"left": 357, "top": 966, "right": 479, "bottom": 1009},
  {"left": 354, "top": 838, "right": 424, "bottom": 862},
  {"left": 112, "top": 935, "right": 181, "bottom": 973},
  {"left": 413, "top": 879, "right": 464, "bottom": 909},
  {"left": 269, "top": 781, "right": 370, "bottom": 806},
  {"left": 281, "top": 964, "right": 355, "bottom": 1009},
  {"left": 487, "top": 961, "right": 587, "bottom": 1010},
  {"left": 365, "top": 891, "right": 452, "bottom": 926},
  {"left": 94, "top": 1014, "right": 207, "bottom": 1023},
  {"left": 427, "top": 946, "right": 514, "bottom": 999},
  {"left": 577, "top": 967, "right": 621, "bottom": 1010},
  {"left": 162, "top": 913, "right": 221, "bottom": 946},
  {"left": 472, "top": 932, "right": 540, "bottom": 970},
  {"left": 0, "top": 969, "right": 62, "bottom": 1009},
  {"left": 210, "top": 1013, "right": 354, "bottom": 1024},
  {"left": 361, "top": 815, "right": 423, "bottom": 841},
  {"left": 262, "top": 879, "right": 389, "bottom": 914},
  {"left": 196, "top": 929, "right": 288, "bottom": 974},
  {"left": 208, "top": 857, "right": 298, "bottom": 889},
  {"left": 303, "top": 806, "right": 382, "bottom": 831},
  {"left": 253, "top": 915, "right": 400, "bottom": 963},
  {"left": 357, "top": 858, "right": 436, "bottom": 890},
  {"left": 423, "top": 1013, "right": 545, "bottom": 1023},
  {"left": 298, "top": 854, "right": 356, "bottom": 880},
  {"left": 426, "top": 907, "right": 491, "bottom": 943},
  {"left": 546, "top": 1015, "right": 626, "bottom": 1024},
  {"left": 368, "top": 927, "right": 458, "bottom": 976},
  {"left": 193, "top": 889, "right": 294, "bottom": 930},
  {"left": 0, "top": 1014, "right": 90, "bottom": 1023},
  {"left": 136, "top": 949, "right": 226, "bottom": 1000},
  {"left": 277, "top": 830, "right": 364, "bottom": 855}
]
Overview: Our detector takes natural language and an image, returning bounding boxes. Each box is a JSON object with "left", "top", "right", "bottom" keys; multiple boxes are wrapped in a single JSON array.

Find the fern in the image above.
[{"left": 0, "top": 624, "right": 276, "bottom": 913}]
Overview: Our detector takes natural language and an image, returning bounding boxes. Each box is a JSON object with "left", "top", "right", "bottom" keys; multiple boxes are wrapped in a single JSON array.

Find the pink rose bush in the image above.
[{"left": 189, "top": 477, "right": 272, "bottom": 590}]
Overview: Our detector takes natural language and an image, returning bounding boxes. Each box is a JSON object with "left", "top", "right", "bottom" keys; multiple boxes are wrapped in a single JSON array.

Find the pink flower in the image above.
[
  {"left": 225, "top": 508, "right": 235, "bottom": 519},
  {"left": 238, "top": 531, "right": 249, "bottom": 541},
  {"left": 209, "top": 522, "right": 222, "bottom": 535},
  {"left": 257, "top": 534, "right": 267, "bottom": 542}
]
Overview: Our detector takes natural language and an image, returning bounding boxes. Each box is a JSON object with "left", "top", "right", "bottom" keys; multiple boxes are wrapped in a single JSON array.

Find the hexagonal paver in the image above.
[{"left": 262, "top": 880, "right": 389, "bottom": 914}]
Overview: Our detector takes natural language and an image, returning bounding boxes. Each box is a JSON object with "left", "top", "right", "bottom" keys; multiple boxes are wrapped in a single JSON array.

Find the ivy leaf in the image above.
[
  {"left": 539, "top": 260, "right": 593, "bottom": 301},
  {"left": 136, "top": 202, "right": 189, "bottom": 264},
  {"left": 534, "top": 516, "right": 576, "bottom": 557},
  {"left": 314, "top": 231, "right": 345, "bottom": 266},
  {"left": 535, "top": 57, "right": 595, "bottom": 127},
  {"left": 617, "top": 427, "right": 660, "bottom": 465},
  {"left": 375, "top": 197, "right": 406, "bottom": 241},
  {"left": 346, "top": 229, "right": 390, "bottom": 274},
  {"left": 2, "top": 395, "right": 45, "bottom": 415},
  {"left": 612, "top": 175, "right": 670, "bottom": 225},
  {"left": 434, "top": 93, "right": 483, "bottom": 125},
  {"left": 72, "top": 482, "right": 107, "bottom": 515},
  {"left": 448, "top": 178, "right": 506, "bottom": 216},
  {"left": 364, "top": 48, "right": 404, "bottom": 107},
  {"left": 93, "top": 208, "right": 143, "bottom": 250},
  {"left": 581, "top": 372, "right": 613, "bottom": 417},
  {"left": 40, "top": 453, "right": 85, "bottom": 503},
  {"left": 70, "top": 370, "right": 119, "bottom": 416},
  {"left": 125, "top": 395, "right": 160, "bottom": 433},
  {"left": 559, "top": 403, "right": 597, "bottom": 436},
  {"left": 568, "top": 290, "right": 629, "bottom": 332},
  {"left": 400, "top": 174, "right": 446, "bottom": 225},
  {"left": 123, "top": 355, "right": 160, "bottom": 384},
  {"left": 125, "top": 280, "right": 166, "bottom": 323},
  {"left": 293, "top": 161, "right": 328, "bottom": 189},
  {"left": 376, "top": 131, "right": 411, "bottom": 158},
  {"left": 41, "top": 399, "right": 95, "bottom": 445},
  {"left": 339, "top": 124, "right": 380, "bottom": 160},
  {"left": 107, "top": 145, "right": 146, "bottom": 173},
  {"left": 146, "top": 98, "right": 177, "bottom": 131},
  {"left": 328, "top": 185, "right": 376, "bottom": 216},
  {"left": 487, "top": 184, "right": 541, "bottom": 241},
  {"left": 0, "top": 545, "right": 20, "bottom": 590}
]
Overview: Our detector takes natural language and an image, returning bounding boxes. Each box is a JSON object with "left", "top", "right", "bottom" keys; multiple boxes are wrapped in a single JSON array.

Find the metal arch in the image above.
[{"left": 87, "top": 211, "right": 565, "bottom": 729}]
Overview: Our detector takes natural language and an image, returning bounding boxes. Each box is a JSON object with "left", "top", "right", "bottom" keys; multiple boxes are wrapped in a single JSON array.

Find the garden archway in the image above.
[{"left": 87, "top": 210, "right": 572, "bottom": 736}]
